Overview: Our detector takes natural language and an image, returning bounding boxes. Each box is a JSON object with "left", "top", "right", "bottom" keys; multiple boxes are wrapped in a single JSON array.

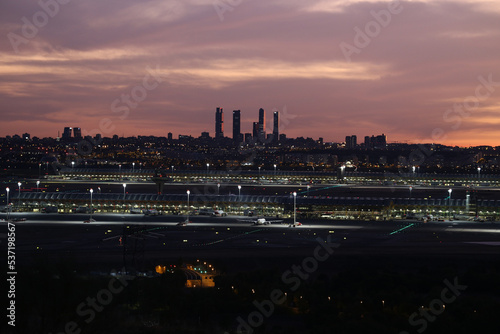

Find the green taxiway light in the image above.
[{"left": 389, "top": 223, "right": 415, "bottom": 235}]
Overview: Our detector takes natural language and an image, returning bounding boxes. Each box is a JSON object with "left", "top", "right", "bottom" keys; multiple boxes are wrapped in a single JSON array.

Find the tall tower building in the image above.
[
  {"left": 345, "top": 135, "right": 357, "bottom": 149},
  {"left": 233, "top": 110, "right": 241, "bottom": 143},
  {"left": 258, "top": 108, "right": 265, "bottom": 131},
  {"left": 215, "top": 107, "right": 224, "bottom": 139},
  {"left": 62, "top": 127, "right": 72, "bottom": 139},
  {"left": 273, "top": 111, "right": 279, "bottom": 142},
  {"left": 345, "top": 135, "right": 351, "bottom": 149},
  {"left": 252, "top": 122, "right": 259, "bottom": 139},
  {"left": 364, "top": 136, "right": 371, "bottom": 148},
  {"left": 73, "top": 127, "right": 82, "bottom": 139},
  {"left": 258, "top": 108, "right": 265, "bottom": 141}
]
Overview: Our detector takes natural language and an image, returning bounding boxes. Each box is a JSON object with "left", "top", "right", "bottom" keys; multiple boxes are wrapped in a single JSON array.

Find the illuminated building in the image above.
[{"left": 156, "top": 262, "right": 217, "bottom": 288}]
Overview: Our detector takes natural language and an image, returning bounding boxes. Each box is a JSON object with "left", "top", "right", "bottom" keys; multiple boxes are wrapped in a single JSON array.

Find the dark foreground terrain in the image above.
[{"left": 2, "top": 216, "right": 500, "bottom": 333}]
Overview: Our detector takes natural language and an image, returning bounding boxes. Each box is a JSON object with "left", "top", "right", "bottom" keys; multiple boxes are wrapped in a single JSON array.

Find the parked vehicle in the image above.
[
  {"left": 41, "top": 206, "right": 58, "bottom": 213},
  {"left": 143, "top": 209, "right": 159, "bottom": 216}
]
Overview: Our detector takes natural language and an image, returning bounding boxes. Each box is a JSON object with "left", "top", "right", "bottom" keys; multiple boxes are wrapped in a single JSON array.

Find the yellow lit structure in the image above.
[{"left": 155, "top": 261, "right": 217, "bottom": 288}]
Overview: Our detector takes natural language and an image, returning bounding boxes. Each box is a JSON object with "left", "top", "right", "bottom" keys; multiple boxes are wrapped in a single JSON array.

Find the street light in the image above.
[
  {"left": 132, "top": 162, "right": 135, "bottom": 172},
  {"left": 17, "top": 182, "right": 21, "bottom": 210},
  {"left": 123, "top": 183, "right": 127, "bottom": 212},
  {"left": 90, "top": 188, "right": 93, "bottom": 220},
  {"left": 119, "top": 164, "right": 122, "bottom": 173},
  {"left": 238, "top": 185, "right": 242, "bottom": 215},
  {"left": 258, "top": 166, "right": 261, "bottom": 179},
  {"left": 448, "top": 188, "right": 452, "bottom": 220},
  {"left": 217, "top": 183, "right": 220, "bottom": 195},
  {"left": 6, "top": 187, "right": 10, "bottom": 221},
  {"left": 293, "top": 192, "right": 297, "bottom": 225},
  {"left": 36, "top": 180, "right": 40, "bottom": 211},
  {"left": 307, "top": 185, "right": 310, "bottom": 197},
  {"left": 274, "top": 164, "right": 277, "bottom": 174},
  {"left": 98, "top": 186, "right": 101, "bottom": 194},
  {"left": 407, "top": 186, "right": 413, "bottom": 218},
  {"left": 206, "top": 163, "right": 209, "bottom": 173},
  {"left": 71, "top": 161, "right": 74, "bottom": 169},
  {"left": 171, "top": 165, "right": 174, "bottom": 173},
  {"left": 186, "top": 190, "right": 190, "bottom": 223},
  {"left": 477, "top": 167, "right": 481, "bottom": 179},
  {"left": 38, "top": 163, "right": 41, "bottom": 178},
  {"left": 340, "top": 165, "right": 346, "bottom": 183},
  {"left": 466, "top": 193, "right": 470, "bottom": 214}
]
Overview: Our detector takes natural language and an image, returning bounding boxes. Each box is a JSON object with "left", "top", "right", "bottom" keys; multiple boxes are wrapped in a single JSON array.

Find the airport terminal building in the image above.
[{"left": 9, "top": 190, "right": 498, "bottom": 221}]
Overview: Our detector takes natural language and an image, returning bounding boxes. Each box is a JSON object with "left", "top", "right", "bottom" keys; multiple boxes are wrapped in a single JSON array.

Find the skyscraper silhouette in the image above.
[
  {"left": 62, "top": 127, "right": 72, "bottom": 139},
  {"left": 253, "top": 122, "right": 259, "bottom": 140},
  {"left": 273, "top": 110, "right": 279, "bottom": 142},
  {"left": 258, "top": 108, "right": 265, "bottom": 141},
  {"left": 73, "top": 127, "right": 82, "bottom": 139},
  {"left": 233, "top": 110, "right": 241, "bottom": 143},
  {"left": 215, "top": 107, "right": 224, "bottom": 139}
]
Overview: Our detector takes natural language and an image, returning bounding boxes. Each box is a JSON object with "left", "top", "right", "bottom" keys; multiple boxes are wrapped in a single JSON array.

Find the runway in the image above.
[
  {"left": 3, "top": 213, "right": 500, "bottom": 260},
  {"left": 3, "top": 212, "right": 498, "bottom": 231}
]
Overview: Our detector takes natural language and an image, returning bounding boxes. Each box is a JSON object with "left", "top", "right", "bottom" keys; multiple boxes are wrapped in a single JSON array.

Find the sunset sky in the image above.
[{"left": 1, "top": 0, "right": 500, "bottom": 146}]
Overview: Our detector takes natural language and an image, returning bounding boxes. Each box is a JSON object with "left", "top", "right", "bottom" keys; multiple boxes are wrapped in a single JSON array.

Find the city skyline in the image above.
[
  {"left": 1, "top": 1, "right": 500, "bottom": 146},
  {"left": 3, "top": 2, "right": 500, "bottom": 331}
]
